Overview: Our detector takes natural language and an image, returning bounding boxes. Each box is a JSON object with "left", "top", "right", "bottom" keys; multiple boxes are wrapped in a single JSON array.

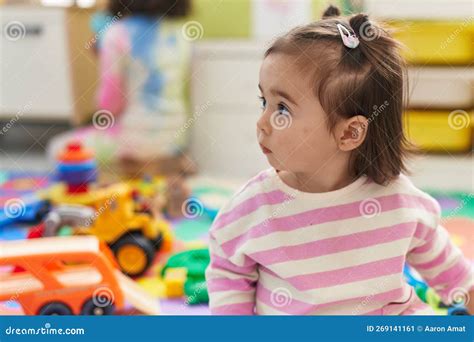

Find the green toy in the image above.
[{"left": 161, "top": 249, "right": 210, "bottom": 305}]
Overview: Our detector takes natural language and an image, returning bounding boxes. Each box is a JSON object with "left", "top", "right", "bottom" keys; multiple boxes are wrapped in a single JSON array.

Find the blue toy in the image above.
[{"left": 0, "top": 193, "right": 50, "bottom": 227}]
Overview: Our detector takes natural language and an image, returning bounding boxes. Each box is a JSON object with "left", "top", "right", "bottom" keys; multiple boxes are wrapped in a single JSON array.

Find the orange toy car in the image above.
[{"left": 0, "top": 236, "right": 159, "bottom": 315}]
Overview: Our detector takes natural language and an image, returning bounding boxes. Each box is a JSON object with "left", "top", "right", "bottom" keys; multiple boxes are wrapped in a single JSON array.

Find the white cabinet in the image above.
[
  {"left": 0, "top": 6, "right": 72, "bottom": 119},
  {"left": 0, "top": 5, "right": 98, "bottom": 123}
]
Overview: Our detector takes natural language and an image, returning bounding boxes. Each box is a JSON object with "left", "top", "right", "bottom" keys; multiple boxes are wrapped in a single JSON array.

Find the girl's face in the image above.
[{"left": 257, "top": 53, "right": 342, "bottom": 174}]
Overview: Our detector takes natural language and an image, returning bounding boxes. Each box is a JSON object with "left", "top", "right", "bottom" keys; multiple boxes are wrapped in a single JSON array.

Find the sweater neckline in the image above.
[{"left": 270, "top": 168, "right": 369, "bottom": 200}]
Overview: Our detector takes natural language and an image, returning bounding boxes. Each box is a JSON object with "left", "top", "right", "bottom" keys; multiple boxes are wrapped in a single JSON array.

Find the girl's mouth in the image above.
[{"left": 259, "top": 144, "right": 272, "bottom": 154}]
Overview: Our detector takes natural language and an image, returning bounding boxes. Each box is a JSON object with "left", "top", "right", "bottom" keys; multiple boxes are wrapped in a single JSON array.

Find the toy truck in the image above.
[
  {"left": 47, "top": 184, "right": 173, "bottom": 277},
  {"left": 0, "top": 236, "right": 159, "bottom": 315}
]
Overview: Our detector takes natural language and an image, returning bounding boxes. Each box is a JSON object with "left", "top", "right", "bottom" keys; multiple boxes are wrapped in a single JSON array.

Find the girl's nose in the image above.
[{"left": 257, "top": 109, "right": 272, "bottom": 135}]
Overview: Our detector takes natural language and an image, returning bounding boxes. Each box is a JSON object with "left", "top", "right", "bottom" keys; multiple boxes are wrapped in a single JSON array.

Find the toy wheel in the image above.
[
  {"left": 37, "top": 302, "right": 73, "bottom": 315},
  {"left": 81, "top": 298, "right": 115, "bottom": 315},
  {"left": 111, "top": 234, "right": 155, "bottom": 277}
]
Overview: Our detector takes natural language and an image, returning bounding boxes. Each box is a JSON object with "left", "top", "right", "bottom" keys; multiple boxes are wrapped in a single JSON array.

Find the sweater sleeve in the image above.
[
  {"left": 407, "top": 198, "right": 474, "bottom": 305},
  {"left": 97, "top": 23, "right": 128, "bottom": 115},
  {"left": 205, "top": 229, "right": 258, "bottom": 315}
]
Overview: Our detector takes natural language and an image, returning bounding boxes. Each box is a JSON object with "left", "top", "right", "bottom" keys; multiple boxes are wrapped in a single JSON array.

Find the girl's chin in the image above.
[{"left": 265, "top": 154, "right": 284, "bottom": 170}]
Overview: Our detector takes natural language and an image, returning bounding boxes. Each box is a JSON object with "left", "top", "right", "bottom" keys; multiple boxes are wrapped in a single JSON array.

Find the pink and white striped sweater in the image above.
[{"left": 205, "top": 168, "right": 473, "bottom": 315}]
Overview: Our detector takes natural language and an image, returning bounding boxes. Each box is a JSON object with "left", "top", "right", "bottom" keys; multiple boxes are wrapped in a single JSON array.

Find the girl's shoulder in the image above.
[
  {"left": 209, "top": 168, "right": 280, "bottom": 232},
  {"left": 380, "top": 174, "right": 441, "bottom": 215},
  {"left": 224, "top": 168, "right": 278, "bottom": 208}
]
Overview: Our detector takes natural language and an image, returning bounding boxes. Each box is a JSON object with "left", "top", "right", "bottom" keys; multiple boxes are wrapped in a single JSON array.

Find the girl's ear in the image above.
[{"left": 336, "top": 115, "right": 368, "bottom": 151}]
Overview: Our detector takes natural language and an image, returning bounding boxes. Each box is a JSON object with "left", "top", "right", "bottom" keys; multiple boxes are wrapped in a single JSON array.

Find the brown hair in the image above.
[
  {"left": 108, "top": 0, "right": 190, "bottom": 18},
  {"left": 265, "top": 5, "right": 413, "bottom": 185}
]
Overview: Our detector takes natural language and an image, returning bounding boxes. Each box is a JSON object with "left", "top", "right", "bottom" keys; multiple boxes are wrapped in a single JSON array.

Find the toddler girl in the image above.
[{"left": 205, "top": 6, "right": 473, "bottom": 315}]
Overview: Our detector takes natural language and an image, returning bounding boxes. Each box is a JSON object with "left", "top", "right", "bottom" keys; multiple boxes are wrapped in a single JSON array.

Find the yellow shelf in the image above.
[
  {"left": 391, "top": 21, "right": 474, "bottom": 65},
  {"left": 404, "top": 110, "right": 473, "bottom": 152}
]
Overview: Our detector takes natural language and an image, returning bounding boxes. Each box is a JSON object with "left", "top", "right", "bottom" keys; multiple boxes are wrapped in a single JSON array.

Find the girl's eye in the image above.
[
  {"left": 258, "top": 96, "right": 266, "bottom": 109},
  {"left": 278, "top": 103, "right": 290, "bottom": 116}
]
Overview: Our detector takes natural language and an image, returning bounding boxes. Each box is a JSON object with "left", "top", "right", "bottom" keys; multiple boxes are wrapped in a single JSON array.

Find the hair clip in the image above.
[{"left": 337, "top": 23, "right": 359, "bottom": 49}]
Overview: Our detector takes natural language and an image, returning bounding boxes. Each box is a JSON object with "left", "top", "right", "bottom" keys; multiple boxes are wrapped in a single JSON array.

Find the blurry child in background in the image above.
[{"left": 48, "top": 0, "right": 195, "bottom": 176}]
